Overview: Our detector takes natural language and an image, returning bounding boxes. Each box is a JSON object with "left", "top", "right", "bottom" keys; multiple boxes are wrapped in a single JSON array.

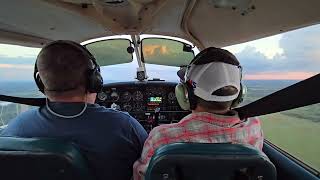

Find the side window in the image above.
[
  {"left": 261, "top": 104, "right": 320, "bottom": 170},
  {"left": 241, "top": 80, "right": 320, "bottom": 170},
  {"left": 226, "top": 24, "right": 320, "bottom": 171},
  {"left": 0, "top": 44, "right": 41, "bottom": 126}
]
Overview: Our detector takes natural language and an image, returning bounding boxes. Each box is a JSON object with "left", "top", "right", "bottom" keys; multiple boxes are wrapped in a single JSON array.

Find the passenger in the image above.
[
  {"left": 133, "top": 47, "right": 263, "bottom": 180},
  {"left": 1, "top": 40, "right": 148, "bottom": 180}
]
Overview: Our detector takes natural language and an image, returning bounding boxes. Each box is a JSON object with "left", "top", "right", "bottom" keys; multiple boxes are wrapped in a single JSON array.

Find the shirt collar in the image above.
[{"left": 181, "top": 111, "right": 241, "bottom": 127}]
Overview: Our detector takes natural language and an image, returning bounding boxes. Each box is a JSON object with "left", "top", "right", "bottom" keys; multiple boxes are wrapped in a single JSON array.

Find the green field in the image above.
[{"left": 261, "top": 109, "right": 320, "bottom": 170}]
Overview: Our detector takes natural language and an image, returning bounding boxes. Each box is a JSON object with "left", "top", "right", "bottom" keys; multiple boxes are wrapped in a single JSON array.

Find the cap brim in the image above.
[{"left": 177, "top": 67, "right": 187, "bottom": 82}]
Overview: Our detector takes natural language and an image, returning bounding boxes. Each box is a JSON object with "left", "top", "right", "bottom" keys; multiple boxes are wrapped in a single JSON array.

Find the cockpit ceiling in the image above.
[{"left": 0, "top": 0, "right": 320, "bottom": 48}]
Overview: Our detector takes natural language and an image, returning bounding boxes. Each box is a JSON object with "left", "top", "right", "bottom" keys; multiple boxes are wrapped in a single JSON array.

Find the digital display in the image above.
[{"left": 148, "top": 97, "right": 162, "bottom": 103}]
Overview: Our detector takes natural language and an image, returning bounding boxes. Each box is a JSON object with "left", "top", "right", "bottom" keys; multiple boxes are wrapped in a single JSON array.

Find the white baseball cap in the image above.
[{"left": 178, "top": 47, "right": 242, "bottom": 102}]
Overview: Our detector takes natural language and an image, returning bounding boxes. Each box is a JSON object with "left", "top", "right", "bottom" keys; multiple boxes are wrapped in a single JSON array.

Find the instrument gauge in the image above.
[
  {"left": 122, "top": 91, "right": 132, "bottom": 102},
  {"left": 110, "top": 91, "right": 119, "bottom": 102},
  {"left": 133, "top": 102, "right": 144, "bottom": 112},
  {"left": 168, "top": 92, "right": 176, "bottom": 101},
  {"left": 97, "top": 92, "right": 107, "bottom": 101},
  {"left": 123, "top": 103, "right": 132, "bottom": 112},
  {"left": 133, "top": 91, "right": 144, "bottom": 101}
]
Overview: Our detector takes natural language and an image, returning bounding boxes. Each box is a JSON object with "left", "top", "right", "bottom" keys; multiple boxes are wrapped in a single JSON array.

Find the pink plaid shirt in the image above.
[{"left": 133, "top": 111, "right": 263, "bottom": 180}]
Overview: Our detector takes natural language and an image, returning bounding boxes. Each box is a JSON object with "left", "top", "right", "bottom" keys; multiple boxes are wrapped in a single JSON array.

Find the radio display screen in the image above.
[{"left": 148, "top": 97, "right": 162, "bottom": 104}]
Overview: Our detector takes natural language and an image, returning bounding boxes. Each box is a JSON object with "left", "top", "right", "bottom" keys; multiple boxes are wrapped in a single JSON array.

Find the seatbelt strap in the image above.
[{"left": 235, "top": 73, "right": 320, "bottom": 119}]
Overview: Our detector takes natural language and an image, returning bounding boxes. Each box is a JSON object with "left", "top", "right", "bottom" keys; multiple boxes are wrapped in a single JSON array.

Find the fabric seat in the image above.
[
  {"left": 0, "top": 137, "right": 93, "bottom": 180},
  {"left": 145, "top": 143, "right": 276, "bottom": 180}
]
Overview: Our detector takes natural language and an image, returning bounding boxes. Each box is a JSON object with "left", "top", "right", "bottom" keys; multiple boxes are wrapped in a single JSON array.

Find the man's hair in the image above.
[{"left": 37, "top": 43, "right": 91, "bottom": 97}]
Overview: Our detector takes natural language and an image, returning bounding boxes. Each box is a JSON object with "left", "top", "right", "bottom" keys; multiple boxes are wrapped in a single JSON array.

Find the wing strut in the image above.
[
  {"left": 0, "top": 95, "right": 45, "bottom": 107},
  {"left": 235, "top": 73, "right": 320, "bottom": 119}
]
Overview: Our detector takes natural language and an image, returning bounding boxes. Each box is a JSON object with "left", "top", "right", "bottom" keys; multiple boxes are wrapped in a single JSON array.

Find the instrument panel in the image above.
[{"left": 96, "top": 81, "right": 190, "bottom": 132}]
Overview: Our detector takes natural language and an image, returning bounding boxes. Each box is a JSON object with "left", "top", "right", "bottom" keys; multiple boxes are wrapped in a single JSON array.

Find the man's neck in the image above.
[
  {"left": 48, "top": 93, "right": 96, "bottom": 104},
  {"left": 49, "top": 96, "right": 86, "bottom": 103}
]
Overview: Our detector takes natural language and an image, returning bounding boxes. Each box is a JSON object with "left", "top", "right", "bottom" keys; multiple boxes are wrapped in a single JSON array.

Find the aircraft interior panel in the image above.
[{"left": 96, "top": 81, "right": 190, "bottom": 132}]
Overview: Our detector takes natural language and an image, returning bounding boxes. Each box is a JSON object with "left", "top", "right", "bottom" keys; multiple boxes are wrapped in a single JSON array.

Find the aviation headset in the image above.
[
  {"left": 175, "top": 47, "right": 245, "bottom": 111},
  {"left": 34, "top": 40, "right": 103, "bottom": 94}
]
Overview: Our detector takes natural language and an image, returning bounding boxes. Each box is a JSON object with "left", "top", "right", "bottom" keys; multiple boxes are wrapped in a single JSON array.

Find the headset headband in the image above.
[
  {"left": 184, "top": 47, "right": 242, "bottom": 84},
  {"left": 34, "top": 40, "right": 102, "bottom": 93}
]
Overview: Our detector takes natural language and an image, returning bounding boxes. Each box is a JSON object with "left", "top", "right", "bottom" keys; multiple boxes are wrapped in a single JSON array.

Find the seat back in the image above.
[
  {"left": 145, "top": 143, "right": 276, "bottom": 180},
  {"left": 0, "top": 137, "right": 93, "bottom": 180}
]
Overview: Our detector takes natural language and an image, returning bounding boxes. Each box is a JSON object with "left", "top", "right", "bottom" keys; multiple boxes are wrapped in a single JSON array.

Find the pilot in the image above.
[
  {"left": 1, "top": 40, "right": 148, "bottom": 180},
  {"left": 133, "top": 47, "right": 264, "bottom": 180}
]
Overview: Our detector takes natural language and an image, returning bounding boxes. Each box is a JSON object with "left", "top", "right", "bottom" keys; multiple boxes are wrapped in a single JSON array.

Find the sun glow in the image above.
[{"left": 244, "top": 72, "right": 317, "bottom": 80}]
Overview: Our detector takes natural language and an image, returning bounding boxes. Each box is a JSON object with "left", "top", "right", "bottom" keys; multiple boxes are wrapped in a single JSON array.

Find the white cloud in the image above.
[
  {"left": 0, "top": 64, "right": 33, "bottom": 69},
  {"left": 225, "top": 34, "right": 284, "bottom": 59},
  {"left": 0, "top": 44, "right": 40, "bottom": 58}
]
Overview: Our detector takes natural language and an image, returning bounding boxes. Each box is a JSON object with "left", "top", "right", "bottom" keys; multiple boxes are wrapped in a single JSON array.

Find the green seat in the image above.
[
  {"left": 0, "top": 137, "right": 93, "bottom": 180},
  {"left": 145, "top": 143, "right": 276, "bottom": 180}
]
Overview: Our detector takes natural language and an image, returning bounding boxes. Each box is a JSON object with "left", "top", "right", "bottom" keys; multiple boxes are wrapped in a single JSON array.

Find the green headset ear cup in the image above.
[
  {"left": 231, "top": 83, "right": 246, "bottom": 108},
  {"left": 175, "top": 83, "right": 190, "bottom": 110}
]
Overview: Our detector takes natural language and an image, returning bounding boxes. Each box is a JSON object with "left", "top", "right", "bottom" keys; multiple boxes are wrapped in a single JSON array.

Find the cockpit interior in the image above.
[{"left": 0, "top": 0, "right": 319, "bottom": 180}]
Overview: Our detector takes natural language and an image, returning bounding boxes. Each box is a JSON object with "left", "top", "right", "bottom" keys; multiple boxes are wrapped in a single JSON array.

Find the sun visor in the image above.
[
  {"left": 85, "top": 39, "right": 133, "bottom": 67},
  {"left": 141, "top": 38, "right": 195, "bottom": 67}
]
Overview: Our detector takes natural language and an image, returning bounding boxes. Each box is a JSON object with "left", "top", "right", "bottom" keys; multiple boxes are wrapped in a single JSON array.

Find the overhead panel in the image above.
[
  {"left": 188, "top": 0, "right": 320, "bottom": 47},
  {"left": 0, "top": 0, "right": 320, "bottom": 48},
  {"left": 143, "top": 0, "right": 188, "bottom": 40},
  {"left": 0, "top": 0, "right": 108, "bottom": 47}
]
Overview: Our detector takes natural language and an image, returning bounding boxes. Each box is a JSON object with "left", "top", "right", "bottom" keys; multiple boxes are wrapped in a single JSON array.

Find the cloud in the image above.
[
  {"left": 278, "top": 25, "right": 320, "bottom": 72},
  {"left": 244, "top": 72, "right": 316, "bottom": 80},
  {"left": 0, "top": 68, "right": 34, "bottom": 81},
  {"left": 0, "top": 64, "right": 33, "bottom": 69},
  {"left": 146, "top": 64, "right": 179, "bottom": 81},
  {"left": 100, "top": 63, "right": 137, "bottom": 82},
  {"left": 0, "top": 56, "right": 35, "bottom": 65},
  {"left": 0, "top": 56, "right": 35, "bottom": 81},
  {"left": 234, "top": 24, "right": 320, "bottom": 79},
  {"left": 0, "top": 44, "right": 40, "bottom": 58},
  {"left": 226, "top": 34, "right": 284, "bottom": 59}
]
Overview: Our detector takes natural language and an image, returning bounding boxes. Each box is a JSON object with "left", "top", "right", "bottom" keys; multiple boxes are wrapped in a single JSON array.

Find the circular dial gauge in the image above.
[
  {"left": 147, "top": 87, "right": 164, "bottom": 96},
  {"left": 97, "top": 92, "right": 107, "bottom": 101},
  {"left": 110, "top": 91, "right": 119, "bottom": 102},
  {"left": 122, "top": 103, "right": 132, "bottom": 112},
  {"left": 133, "top": 102, "right": 144, "bottom": 112},
  {"left": 122, "top": 91, "right": 131, "bottom": 102},
  {"left": 168, "top": 92, "right": 176, "bottom": 101},
  {"left": 133, "top": 91, "right": 143, "bottom": 101}
]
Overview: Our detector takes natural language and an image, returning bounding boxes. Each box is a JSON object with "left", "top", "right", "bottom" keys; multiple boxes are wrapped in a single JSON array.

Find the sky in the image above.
[{"left": 0, "top": 24, "right": 319, "bottom": 82}]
